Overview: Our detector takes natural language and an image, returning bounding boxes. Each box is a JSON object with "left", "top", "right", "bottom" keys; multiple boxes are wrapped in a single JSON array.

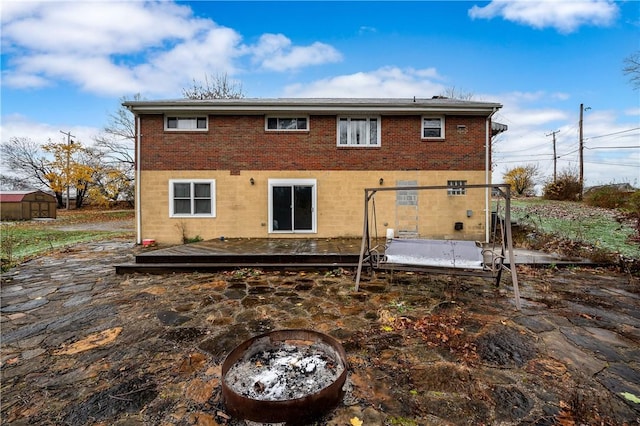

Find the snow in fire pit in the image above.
[{"left": 224, "top": 337, "right": 345, "bottom": 401}]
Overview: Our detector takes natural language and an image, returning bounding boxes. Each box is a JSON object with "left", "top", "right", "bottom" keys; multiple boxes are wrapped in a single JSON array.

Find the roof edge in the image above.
[{"left": 124, "top": 97, "right": 502, "bottom": 115}]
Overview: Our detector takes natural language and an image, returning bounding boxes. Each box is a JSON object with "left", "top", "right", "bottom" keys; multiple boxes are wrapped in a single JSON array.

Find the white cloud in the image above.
[
  {"left": 0, "top": 114, "right": 101, "bottom": 146},
  {"left": 2, "top": 2, "right": 208, "bottom": 55},
  {"left": 469, "top": 0, "right": 619, "bottom": 33},
  {"left": 1, "top": 1, "right": 343, "bottom": 97},
  {"left": 252, "top": 34, "right": 342, "bottom": 72},
  {"left": 358, "top": 26, "right": 377, "bottom": 35},
  {"left": 282, "top": 66, "right": 445, "bottom": 98}
]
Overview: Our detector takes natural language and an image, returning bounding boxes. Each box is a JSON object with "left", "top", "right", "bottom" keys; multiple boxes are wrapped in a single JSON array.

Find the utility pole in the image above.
[
  {"left": 578, "top": 104, "right": 591, "bottom": 201},
  {"left": 546, "top": 130, "right": 560, "bottom": 183},
  {"left": 60, "top": 130, "right": 75, "bottom": 210}
]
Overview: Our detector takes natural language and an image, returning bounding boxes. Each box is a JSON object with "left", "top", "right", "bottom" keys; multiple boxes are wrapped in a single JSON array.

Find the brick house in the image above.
[{"left": 124, "top": 98, "right": 506, "bottom": 245}]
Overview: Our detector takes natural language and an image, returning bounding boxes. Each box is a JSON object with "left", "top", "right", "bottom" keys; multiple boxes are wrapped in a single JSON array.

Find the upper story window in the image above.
[
  {"left": 166, "top": 116, "right": 208, "bottom": 131},
  {"left": 447, "top": 180, "right": 467, "bottom": 196},
  {"left": 266, "top": 117, "right": 308, "bottom": 131},
  {"left": 337, "top": 117, "right": 380, "bottom": 147},
  {"left": 169, "top": 179, "right": 216, "bottom": 217},
  {"left": 422, "top": 116, "right": 445, "bottom": 139}
]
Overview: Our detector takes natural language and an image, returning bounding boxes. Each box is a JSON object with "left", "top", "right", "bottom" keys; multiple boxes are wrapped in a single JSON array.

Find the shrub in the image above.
[
  {"left": 584, "top": 186, "right": 632, "bottom": 209},
  {"left": 542, "top": 170, "right": 582, "bottom": 201},
  {"left": 626, "top": 191, "right": 640, "bottom": 244},
  {"left": 1, "top": 224, "right": 18, "bottom": 271},
  {"left": 627, "top": 190, "right": 640, "bottom": 215}
]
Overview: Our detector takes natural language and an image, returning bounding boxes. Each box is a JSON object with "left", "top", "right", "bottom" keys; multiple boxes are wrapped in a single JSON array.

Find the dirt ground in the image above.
[{"left": 1, "top": 239, "right": 639, "bottom": 425}]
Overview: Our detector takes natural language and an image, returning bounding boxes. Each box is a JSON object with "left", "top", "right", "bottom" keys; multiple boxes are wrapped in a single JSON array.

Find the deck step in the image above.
[
  {"left": 134, "top": 254, "right": 360, "bottom": 264},
  {"left": 116, "top": 262, "right": 358, "bottom": 274}
]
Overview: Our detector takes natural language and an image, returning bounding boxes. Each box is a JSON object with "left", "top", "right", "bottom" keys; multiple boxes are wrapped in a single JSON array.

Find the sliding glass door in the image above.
[{"left": 269, "top": 179, "right": 316, "bottom": 233}]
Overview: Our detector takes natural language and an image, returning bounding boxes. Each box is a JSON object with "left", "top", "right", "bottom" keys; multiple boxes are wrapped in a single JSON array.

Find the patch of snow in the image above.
[{"left": 225, "top": 340, "right": 344, "bottom": 401}]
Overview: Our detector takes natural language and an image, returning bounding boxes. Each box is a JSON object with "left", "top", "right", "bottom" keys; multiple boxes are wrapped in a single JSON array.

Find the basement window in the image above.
[{"left": 447, "top": 180, "right": 467, "bottom": 196}]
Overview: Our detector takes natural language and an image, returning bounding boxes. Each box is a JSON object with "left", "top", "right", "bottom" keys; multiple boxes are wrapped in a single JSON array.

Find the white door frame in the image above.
[{"left": 268, "top": 178, "right": 317, "bottom": 234}]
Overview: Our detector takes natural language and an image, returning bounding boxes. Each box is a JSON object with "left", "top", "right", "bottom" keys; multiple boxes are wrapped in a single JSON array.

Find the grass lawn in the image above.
[
  {"left": 2, "top": 201, "right": 638, "bottom": 270},
  {"left": 1, "top": 209, "right": 135, "bottom": 270},
  {"left": 508, "top": 198, "right": 640, "bottom": 258}
]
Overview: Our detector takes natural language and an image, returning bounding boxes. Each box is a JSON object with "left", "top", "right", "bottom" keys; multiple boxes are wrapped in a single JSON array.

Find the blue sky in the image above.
[{"left": 2, "top": 0, "right": 639, "bottom": 188}]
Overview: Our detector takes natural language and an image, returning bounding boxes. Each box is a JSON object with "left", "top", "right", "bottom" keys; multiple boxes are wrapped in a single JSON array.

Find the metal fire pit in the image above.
[{"left": 221, "top": 329, "right": 348, "bottom": 424}]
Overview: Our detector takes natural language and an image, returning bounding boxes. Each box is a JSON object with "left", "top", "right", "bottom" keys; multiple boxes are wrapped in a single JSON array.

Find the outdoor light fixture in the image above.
[
  {"left": 379, "top": 178, "right": 384, "bottom": 185},
  {"left": 467, "top": 210, "right": 473, "bottom": 217},
  {"left": 250, "top": 178, "right": 255, "bottom": 185}
]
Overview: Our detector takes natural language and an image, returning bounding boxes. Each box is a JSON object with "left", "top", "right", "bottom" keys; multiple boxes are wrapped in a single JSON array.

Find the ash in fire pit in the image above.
[
  {"left": 221, "top": 329, "right": 349, "bottom": 424},
  {"left": 226, "top": 337, "right": 344, "bottom": 401}
]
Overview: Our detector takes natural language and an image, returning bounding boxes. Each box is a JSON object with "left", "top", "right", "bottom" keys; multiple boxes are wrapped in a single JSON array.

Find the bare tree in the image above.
[
  {"left": 1, "top": 136, "right": 105, "bottom": 208},
  {"left": 95, "top": 95, "right": 137, "bottom": 167},
  {"left": 93, "top": 95, "right": 138, "bottom": 204},
  {"left": 0, "top": 174, "right": 35, "bottom": 191},
  {"left": 0, "top": 137, "right": 63, "bottom": 204},
  {"left": 182, "top": 73, "right": 245, "bottom": 100},
  {"left": 439, "top": 86, "right": 474, "bottom": 100},
  {"left": 623, "top": 51, "right": 640, "bottom": 90}
]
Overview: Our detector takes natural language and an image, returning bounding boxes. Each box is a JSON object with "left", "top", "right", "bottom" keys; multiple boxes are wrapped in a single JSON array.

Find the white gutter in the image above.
[
  {"left": 135, "top": 114, "right": 142, "bottom": 245},
  {"left": 123, "top": 99, "right": 503, "bottom": 116},
  {"left": 124, "top": 105, "right": 501, "bottom": 115}
]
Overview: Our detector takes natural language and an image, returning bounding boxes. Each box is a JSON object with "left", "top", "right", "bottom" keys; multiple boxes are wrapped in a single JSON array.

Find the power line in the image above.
[
  {"left": 494, "top": 158, "right": 547, "bottom": 164},
  {"left": 586, "top": 127, "right": 640, "bottom": 140},
  {"left": 558, "top": 158, "right": 639, "bottom": 168},
  {"left": 497, "top": 141, "right": 551, "bottom": 154},
  {"left": 584, "top": 160, "right": 639, "bottom": 168},
  {"left": 557, "top": 148, "right": 579, "bottom": 158},
  {"left": 586, "top": 145, "right": 640, "bottom": 150},
  {"left": 494, "top": 152, "right": 553, "bottom": 158}
]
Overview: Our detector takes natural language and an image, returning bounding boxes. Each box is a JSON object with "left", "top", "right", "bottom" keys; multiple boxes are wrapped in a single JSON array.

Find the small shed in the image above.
[{"left": 0, "top": 190, "right": 57, "bottom": 220}]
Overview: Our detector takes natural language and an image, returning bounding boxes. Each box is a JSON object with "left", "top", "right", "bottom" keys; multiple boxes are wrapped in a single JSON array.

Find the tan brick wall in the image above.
[{"left": 139, "top": 170, "right": 489, "bottom": 244}]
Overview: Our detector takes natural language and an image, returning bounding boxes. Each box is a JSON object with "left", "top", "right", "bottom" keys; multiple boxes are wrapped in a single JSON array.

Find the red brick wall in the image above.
[{"left": 139, "top": 114, "right": 489, "bottom": 171}]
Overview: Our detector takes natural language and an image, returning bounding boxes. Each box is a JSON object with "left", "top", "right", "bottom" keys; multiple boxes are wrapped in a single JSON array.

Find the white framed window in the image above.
[
  {"left": 268, "top": 179, "right": 317, "bottom": 234},
  {"left": 422, "top": 116, "right": 445, "bottom": 139},
  {"left": 337, "top": 117, "right": 380, "bottom": 146},
  {"left": 266, "top": 117, "right": 308, "bottom": 131},
  {"left": 447, "top": 180, "right": 467, "bottom": 196},
  {"left": 169, "top": 179, "right": 216, "bottom": 217},
  {"left": 165, "top": 116, "right": 208, "bottom": 131}
]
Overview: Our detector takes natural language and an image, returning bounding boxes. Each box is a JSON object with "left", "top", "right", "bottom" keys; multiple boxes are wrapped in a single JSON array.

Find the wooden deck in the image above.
[
  {"left": 115, "top": 237, "right": 594, "bottom": 275},
  {"left": 115, "top": 238, "right": 364, "bottom": 274}
]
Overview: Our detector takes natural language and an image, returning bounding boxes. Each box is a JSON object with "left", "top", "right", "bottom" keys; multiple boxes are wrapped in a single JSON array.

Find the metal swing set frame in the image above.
[{"left": 354, "top": 183, "right": 521, "bottom": 310}]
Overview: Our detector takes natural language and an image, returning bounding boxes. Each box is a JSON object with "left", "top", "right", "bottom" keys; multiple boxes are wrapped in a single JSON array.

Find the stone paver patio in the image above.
[{"left": 1, "top": 239, "right": 639, "bottom": 425}]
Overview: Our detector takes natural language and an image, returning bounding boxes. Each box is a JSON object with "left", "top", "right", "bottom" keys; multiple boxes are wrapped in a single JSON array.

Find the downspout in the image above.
[
  {"left": 485, "top": 108, "right": 498, "bottom": 243},
  {"left": 135, "top": 114, "right": 142, "bottom": 245}
]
